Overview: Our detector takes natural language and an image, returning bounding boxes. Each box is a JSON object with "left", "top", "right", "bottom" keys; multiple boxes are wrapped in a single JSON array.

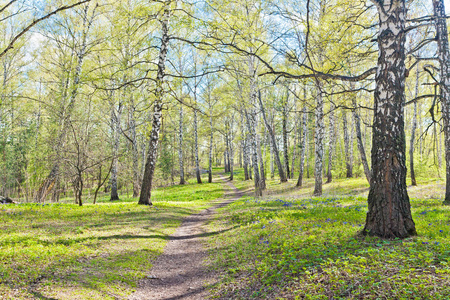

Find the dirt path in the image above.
[{"left": 129, "top": 176, "right": 241, "bottom": 300}]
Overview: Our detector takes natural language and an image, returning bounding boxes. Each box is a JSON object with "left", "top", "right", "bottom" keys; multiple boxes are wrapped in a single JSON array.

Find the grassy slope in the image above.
[
  {"left": 208, "top": 170, "right": 450, "bottom": 299},
  {"left": 0, "top": 173, "right": 223, "bottom": 300}
]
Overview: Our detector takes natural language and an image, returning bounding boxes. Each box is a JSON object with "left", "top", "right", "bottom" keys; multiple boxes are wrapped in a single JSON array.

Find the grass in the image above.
[
  {"left": 207, "top": 171, "right": 450, "bottom": 299},
  {"left": 3, "top": 165, "right": 450, "bottom": 299},
  {"left": 0, "top": 173, "right": 224, "bottom": 299}
]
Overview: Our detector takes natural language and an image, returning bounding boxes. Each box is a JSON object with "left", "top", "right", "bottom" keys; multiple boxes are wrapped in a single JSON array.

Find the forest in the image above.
[{"left": 2, "top": 0, "right": 450, "bottom": 298}]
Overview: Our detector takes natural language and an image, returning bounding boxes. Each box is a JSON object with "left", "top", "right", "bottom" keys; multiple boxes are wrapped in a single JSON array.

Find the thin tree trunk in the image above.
[
  {"left": 352, "top": 92, "right": 371, "bottom": 184},
  {"left": 129, "top": 100, "right": 140, "bottom": 197},
  {"left": 256, "top": 121, "right": 266, "bottom": 190},
  {"left": 343, "top": 110, "right": 353, "bottom": 178},
  {"left": 243, "top": 137, "right": 249, "bottom": 180},
  {"left": 326, "top": 103, "right": 335, "bottom": 183},
  {"left": 194, "top": 109, "right": 202, "bottom": 183},
  {"left": 228, "top": 120, "right": 235, "bottom": 181},
  {"left": 291, "top": 116, "right": 298, "bottom": 179},
  {"left": 270, "top": 135, "right": 274, "bottom": 178},
  {"left": 297, "top": 104, "right": 308, "bottom": 187},
  {"left": 410, "top": 65, "right": 419, "bottom": 186},
  {"left": 178, "top": 104, "right": 185, "bottom": 184},
  {"left": 110, "top": 102, "right": 122, "bottom": 201},
  {"left": 363, "top": 0, "right": 416, "bottom": 238},
  {"left": 139, "top": 1, "right": 171, "bottom": 205},
  {"left": 208, "top": 114, "right": 213, "bottom": 183},
  {"left": 282, "top": 87, "right": 290, "bottom": 178},
  {"left": 306, "top": 125, "right": 310, "bottom": 179}
]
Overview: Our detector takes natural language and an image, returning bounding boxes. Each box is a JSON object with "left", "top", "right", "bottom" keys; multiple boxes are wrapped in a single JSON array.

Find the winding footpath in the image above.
[{"left": 129, "top": 175, "right": 242, "bottom": 300}]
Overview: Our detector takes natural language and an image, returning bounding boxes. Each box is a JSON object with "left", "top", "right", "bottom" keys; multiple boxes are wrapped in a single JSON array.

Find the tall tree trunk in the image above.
[
  {"left": 256, "top": 121, "right": 266, "bottom": 190},
  {"left": 434, "top": 0, "right": 450, "bottom": 204},
  {"left": 306, "top": 125, "right": 310, "bottom": 179},
  {"left": 326, "top": 103, "right": 335, "bottom": 183},
  {"left": 352, "top": 92, "right": 371, "bottom": 184},
  {"left": 228, "top": 121, "right": 235, "bottom": 181},
  {"left": 243, "top": 137, "right": 250, "bottom": 180},
  {"left": 343, "top": 110, "right": 353, "bottom": 178},
  {"left": 258, "top": 90, "right": 287, "bottom": 182},
  {"left": 410, "top": 65, "right": 419, "bottom": 186},
  {"left": 245, "top": 108, "right": 262, "bottom": 196},
  {"left": 110, "top": 102, "right": 122, "bottom": 201},
  {"left": 178, "top": 104, "right": 185, "bottom": 184},
  {"left": 313, "top": 85, "right": 324, "bottom": 196},
  {"left": 129, "top": 100, "right": 141, "bottom": 197},
  {"left": 297, "top": 104, "right": 308, "bottom": 187},
  {"left": 139, "top": 1, "right": 171, "bottom": 205},
  {"left": 194, "top": 109, "right": 202, "bottom": 183},
  {"left": 34, "top": 3, "right": 94, "bottom": 203},
  {"left": 270, "top": 134, "right": 274, "bottom": 178},
  {"left": 291, "top": 116, "right": 298, "bottom": 179},
  {"left": 363, "top": 0, "right": 416, "bottom": 238},
  {"left": 282, "top": 87, "right": 290, "bottom": 178},
  {"left": 208, "top": 114, "right": 213, "bottom": 183}
]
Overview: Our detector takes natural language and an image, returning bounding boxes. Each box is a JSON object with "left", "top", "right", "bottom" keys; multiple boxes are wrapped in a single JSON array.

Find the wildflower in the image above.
[{"left": 422, "top": 242, "right": 429, "bottom": 245}]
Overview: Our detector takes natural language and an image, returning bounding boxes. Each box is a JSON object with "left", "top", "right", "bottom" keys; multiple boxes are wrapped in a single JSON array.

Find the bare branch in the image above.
[{"left": 0, "top": 0, "right": 91, "bottom": 58}]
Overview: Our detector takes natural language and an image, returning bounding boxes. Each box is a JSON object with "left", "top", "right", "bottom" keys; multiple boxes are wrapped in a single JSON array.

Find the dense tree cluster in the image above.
[{"left": 0, "top": 0, "right": 448, "bottom": 238}]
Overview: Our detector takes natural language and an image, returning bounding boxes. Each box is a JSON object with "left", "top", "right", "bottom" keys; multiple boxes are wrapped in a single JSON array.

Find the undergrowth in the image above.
[
  {"left": 208, "top": 180, "right": 450, "bottom": 299},
  {"left": 0, "top": 176, "right": 223, "bottom": 299}
]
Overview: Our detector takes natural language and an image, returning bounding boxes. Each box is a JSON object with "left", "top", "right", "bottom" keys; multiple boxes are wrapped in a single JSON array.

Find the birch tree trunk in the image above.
[
  {"left": 129, "top": 99, "right": 141, "bottom": 197},
  {"left": 313, "top": 86, "right": 324, "bottom": 196},
  {"left": 352, "top": 93, "right": 371, "bottom": 183},
  {"left": 110, "top": 102, "right": 122, "bottom": 201},
  {"left": 297, "top": 104, "right": 308, "bottom": 187},
  {"left": 243, "top": 137, "right": 250, "bottom": 180},
  {"left": 139, "top": 1, "right": 171, "bottom": 205},
  {"left": 178, "top": 104, "right": 185, "bottom": 185},
  {"left": 256, "top": 120, "right": 266, "bottom": 190},
  {"left": 363, "top": 0, "right": 416, "bottom": 238},
  {"left": 291, "top": 116, "right": 298, "bottom": 179},
  {"left": 282, "top": 88, "right": 290, "bottom": 178},
  {"left": 343, "top": 110, "right": 353, "bottom": 178},
  {"left": 208, "top": 114, "right": 213, "bottom": 183},
  {"left": 194, "top": 109, "right": 202, "bottom": 183},
  {"left": 245, "top": 108, "right": 262, "bottom": 196},
  {"left": 433, "top": 0, "right": 450, "bottom": 204},
  {"left": 410, "top": 65, "right": 419, "bottom": 186},
  {"left": 326, "top": 103, "right": 335, "bottom": 183}
]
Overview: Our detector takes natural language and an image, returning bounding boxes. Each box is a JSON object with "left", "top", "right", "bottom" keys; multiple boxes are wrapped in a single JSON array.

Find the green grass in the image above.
[
  {"left": 207, "top": 174, "right": 450, "bottom": 299},
  {"left": 0, "top": 176, "right": 224, "bottom": 299}
]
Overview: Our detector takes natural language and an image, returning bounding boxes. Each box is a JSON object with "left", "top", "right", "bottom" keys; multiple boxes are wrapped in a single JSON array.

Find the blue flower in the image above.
[{"left": 422, "top": 242, "right": 429, "bottom": 245}]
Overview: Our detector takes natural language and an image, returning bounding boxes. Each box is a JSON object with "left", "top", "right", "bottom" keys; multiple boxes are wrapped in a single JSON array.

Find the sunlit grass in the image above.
[
  {"left": 0, "top": 175, "right": 224, "bottom": 299},
  {"left": 207, "top": 173, "right": 450, "bottom": 299}
]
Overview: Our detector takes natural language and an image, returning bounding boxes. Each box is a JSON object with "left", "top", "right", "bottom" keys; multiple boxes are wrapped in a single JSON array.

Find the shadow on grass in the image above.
[{"left": 29, "top": 290, "right": 59, "bottom": 300}]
